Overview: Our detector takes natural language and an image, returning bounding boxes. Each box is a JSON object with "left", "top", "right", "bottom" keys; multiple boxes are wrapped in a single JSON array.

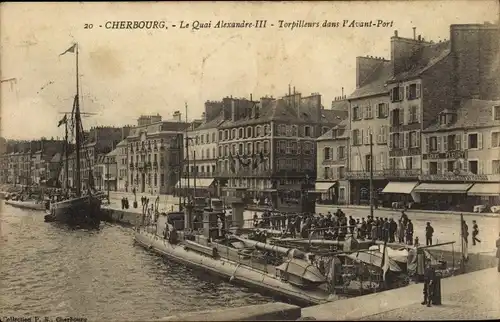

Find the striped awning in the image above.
[
  {"left": 311, "top": 182, "right": 336, "bottom": 193},
  {"left": 175, "top": 178, "right": 214, "bottom": 189},
  {"left": 467, "top": 183, "right": 500, "bottom": 196},
  {"left": 382, "top": 182, "right": 419, "bottom": 194},
  {"left": 413, "top": 183, "right": 472, "bottom": 194}
]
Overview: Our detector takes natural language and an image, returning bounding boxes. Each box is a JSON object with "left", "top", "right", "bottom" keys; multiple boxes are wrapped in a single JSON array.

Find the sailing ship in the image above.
[{"left": 44, "top": 43, "right": 103, "bottom": 228}]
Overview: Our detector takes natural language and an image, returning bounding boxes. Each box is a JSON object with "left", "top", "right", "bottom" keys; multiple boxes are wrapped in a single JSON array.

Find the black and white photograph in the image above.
[{"left": 1, "top": 1, "right": 499, "bottom": 321}]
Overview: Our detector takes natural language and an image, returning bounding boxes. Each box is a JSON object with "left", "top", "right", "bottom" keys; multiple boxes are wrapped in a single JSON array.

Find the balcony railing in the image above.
[
  {"left": 345, "top": 169, "right": 421, "bottom": 179},
  {"left": 215, "top": 169, "right": 273, "bottom": 178},
  {"left": 182, "top": 172, "right": 214, "bottom": 178}
]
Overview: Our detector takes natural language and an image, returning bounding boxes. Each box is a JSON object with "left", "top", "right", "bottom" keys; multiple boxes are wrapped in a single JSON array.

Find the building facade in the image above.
[
  {"left": 215, "top": 89, "right": 347, "bottom": 209},
  {"left": 127, "top": 113, "right": 187, "bottom": 195},
  {"left": 418, "top": 99, "right": 500, "bottom": 210},
  {"left": 116, "top": 139, "right": 129, "bottom": 192},
  {"left": 315, "top": 112, "right": 349, "bottom": 205},
  {"left": 347, "top": 56, "right": 392, "bottom": 205}
]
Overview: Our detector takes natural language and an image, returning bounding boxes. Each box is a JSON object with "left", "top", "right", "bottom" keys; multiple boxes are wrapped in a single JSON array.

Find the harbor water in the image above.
[{"left": 0, "top": 201, "right": 272, "bottom": 321}]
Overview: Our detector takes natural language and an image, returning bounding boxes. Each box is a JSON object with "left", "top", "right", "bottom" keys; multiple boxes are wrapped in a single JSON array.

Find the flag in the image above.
[
  {"left": 59, "top": 44, "right": 77, "bottom": 56},
  {"left": 380, "top": 240, "right": 390, "bottom": 281},
  {"left": 58, "top": 114, "right": 67, "bottom": 127},
  {"left": 252, "top": 151, "right": 265, "bottom": 169},
  {"left": 228, "top": 153, "right": 236, "bottom": 173}
]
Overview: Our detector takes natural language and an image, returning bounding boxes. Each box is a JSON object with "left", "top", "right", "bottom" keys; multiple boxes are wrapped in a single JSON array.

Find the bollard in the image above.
[{"left": 432, "top": 276, "right": 442, "bottom": 305}]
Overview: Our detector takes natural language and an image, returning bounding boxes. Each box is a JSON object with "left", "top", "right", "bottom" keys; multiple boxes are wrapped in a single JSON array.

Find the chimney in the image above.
[
  {"left": 391, "top": 32, "right": 427, "bottom": 77},
  {"left": 231, "top": 99, "right": 237, "bottom": 122},
  {"left": 418, "top": 35, "right": 421, "bottom": 41},
  {"left": 356, "top": 56, "right": 385, "bottom": 88},
  {"left": 342, "top": 87, "right": 344, "bottom": 97},
  {"left": 413, "top": 27, "right": 416, "bottom": 39},
  {"left": 250, "top": 93, "right": 253, "bottom": 101},
  {"left": 394, "top": 30, "right": 398, "bottom": 37}
]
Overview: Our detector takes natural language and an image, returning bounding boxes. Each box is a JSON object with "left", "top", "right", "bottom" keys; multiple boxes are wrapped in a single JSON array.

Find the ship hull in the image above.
[
  {"left": 46, "top": 195, "right": 102, "bottom": 228},
  {"left": 134, "top": 229, "right": 335, "bottom": 306},
  {"left": 5, "top": 200, "right": 46, "bottom": 211}
]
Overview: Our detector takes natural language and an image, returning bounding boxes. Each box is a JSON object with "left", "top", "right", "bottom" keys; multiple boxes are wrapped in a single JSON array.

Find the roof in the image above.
[
  {"left": 106, "top": 148, "right": 119, "bottom": 157},
  {"left": 116, "top": 139, "right": 128, "bottom": 147},
  {"left": 349, "top": 61, "right": 392, "bottom": 100},
  {"left": 220, "top": 98, "right": 346, "bottom": 128},
  {"left": 50, "top": 152, "right": 62, "bottom": 163},
  {"left": 423, "top": 99, "right": 500, "bottom": 132},
  {"left": 331, "top": 99, "right": 349, "bottom": 111},
  {"left": 317, "top": 119, "right": 349, "bottom": 141},
  {"left": 389, "top": 41, "right": 451, "bottom": 82},
  {"left": 192, "top": 114, "right": 225, "bottom": 131}
]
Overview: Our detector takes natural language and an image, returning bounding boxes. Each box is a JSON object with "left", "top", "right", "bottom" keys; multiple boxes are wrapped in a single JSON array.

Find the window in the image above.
[
  {"left": 206, "top": 149, "right": 210, "bottom": 159},
  {"left": 447, "top": 160, "right": 455, "bottom": 172},
  {"left": 291, "top": 141, "right": 297, "bottom": 154},
  {"left": 246, "top": 127, "right": 252, "bottom": 138},
  {"left": 291, "top": 125, "right": 298, "bottom": 136},
  {"left": 468, "top": 134, "right": 478, "bottom": 149},
  {"left": 264, "top": 125, "right": 270, "bottom": 136},
  {"left": 377, "top": 103, "right": 388, "bottom": 118},
  {"left": 409, "top": 131, "right": 419, "bottom": 148},
  {"left": 429, "top": 136, "right": 438, "bottom": 152},
  {"left": 492, "top": 132, "right": 500, "bottom": 148},
  {"left": 447, "top": 134, "right": 460, "bottom": 151},
  {"left": 303, "top": 142, "right": 313, "bottom": 155},
  {"left": 231, "top": 144, "right": 236, "bottom": 155},
  {"left": 377, "top": 126, "right": 388, "bottom": 144},
  {"left": 304, "top": 126, "right": 312, "bottom": 137},
  {"left": 405, "top": 157, "right": 413, "bottom": 170},
  {"left": 364, "top": 105, "right": 373, "bottom": 119},
  {"left": 154, "top": 174, "right": 157, "bottom": 186},
  {"left": 263, "top": 141, "right": 269, "bottom": 154},
  {"left": 238, "top": 143, "right": 243, "bottom": 155},
  {"left": 492, "top": 160, "right": 500, "bottom": 174},
  {"left": 352, "top": 106, "right": 360, "bottom": 120},
  {"left": 409, "top": 105, "right": 419, "bottom": 123},
  {"left": 494, "top": 106, "right": 500, "bottom": 120},
  {"left": 286, "top": 141, "right": 292, "bottom": 154},
  {"left": 224, "top": 130, "right": 229, "bottom": 140},
  {"left": 339, "top": 187, "right": 346, "bottom": 201},
  {"left": 322, "top": 127, "right": 329, "bottom": 135},
  {"left": 279, "top": 124, "right": 286, "bottom": 136},
  {"left": 391, "top": 109, "right": 401, "bottom": 126},
  {"left": 392, "top": 133, "right": 401, "bottom": 149},
  {"left": 429, "top": 162, "right": 438, "bottom": 174},
  {"left": 200, "top": 135, "right": 204, "bottom": 144},
  {"left": 256, "top": 142, "right": 262, "bottom": 152},
  {"left": 390, "top": 86, "right": 403, "bottom": 102},
  {"left": 247, "top": 143, "right": 252, "bottom": 155},
  {"left": 218, "top": 146, "right": 223, "bottom": 157},
  {"left": 323, "top": 167, "right": 330, "bottom": 179},
  {"left": 239, "top": 128, "right": 244, "bottom": 139},
  {"left": 469, "top": 160, "right": 478, "bottom": 174},
  {"left": 256, "top": 125, "right": 262, "bottom": 136},
  {"left": 279, "top": 141, "right": 286, "bottom": 154},
  {"left": 337, "top": 146, "right": 346, "bottom": 160},
  {"left": 352, "top": 129, "right": 361, "bottom": 145},
  {"left": 324, "top": 147, "right": 331, "bottom": 160},
  {"left": 212, "top": 133, "right": 216, "bottom": 142},
  {"left": 406, "top": 83, "right": 421, "bottom": 100},
  {"left": 224, "top": 145, "right": 229, "bottom": 157}
]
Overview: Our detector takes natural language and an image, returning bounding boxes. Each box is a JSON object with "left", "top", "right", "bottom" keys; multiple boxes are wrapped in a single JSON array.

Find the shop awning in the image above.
[
  {"left": 312, "top": 182, "right": 336, "bottom": 193},
  {"left": 382, "top": 181, "right": 419, "bottom": 194},
  {"left": 175, "top": 178, "right": 215, "bottom": 189},
  {"left": 467, "top": 183, "right": 500, "bottom": 196},
  {"left": 413, "top": 183, "right": 473, "bottom": 194}
]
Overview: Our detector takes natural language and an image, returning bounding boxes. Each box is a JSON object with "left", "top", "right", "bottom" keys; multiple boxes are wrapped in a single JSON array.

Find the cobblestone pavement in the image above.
[
  {"left": 359, "top": 286, "right": 500, "bottom": 320},
  {"left": 302, "top": 267, "right": 500, "bottom": 320}
]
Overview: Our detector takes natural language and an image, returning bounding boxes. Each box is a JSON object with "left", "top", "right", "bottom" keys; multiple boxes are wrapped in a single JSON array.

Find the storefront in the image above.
[
  {"left": 381, "top": 181, "right": 420, "bottom": 208},
  {"left": 467, "top": 183, "right": 500, "bottom": 208},
  {"left": 349, "top": 179, "right": 388, "bottom": 206},
  {"left": 412, "top": 182, "right": 473, "bottom": 211},
  {"left": 311, "top": 181, "right": 337, "bottom": 204},
  {"left": 175, "top": 178, "right": 216, "bottom": 198}
]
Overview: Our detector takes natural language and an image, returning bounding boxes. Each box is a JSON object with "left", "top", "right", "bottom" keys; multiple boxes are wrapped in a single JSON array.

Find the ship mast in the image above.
[{"left": 74, "top": 43, "right": 82, "bottom": 197}]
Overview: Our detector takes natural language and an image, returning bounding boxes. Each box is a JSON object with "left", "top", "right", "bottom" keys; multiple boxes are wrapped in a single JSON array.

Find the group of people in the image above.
[{"left": 253, "top": 208, "right": 425, "bottom": 245}]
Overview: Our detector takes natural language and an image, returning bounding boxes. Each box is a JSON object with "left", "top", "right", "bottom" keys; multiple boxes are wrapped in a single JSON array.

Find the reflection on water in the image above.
[{"left": 0, "top": 202, "right": 272, "bottom": 321}]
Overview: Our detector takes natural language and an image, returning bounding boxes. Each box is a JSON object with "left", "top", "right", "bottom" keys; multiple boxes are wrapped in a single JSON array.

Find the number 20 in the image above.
[{"left": 84, "top": 24, "right": 93, "bottom": 29}]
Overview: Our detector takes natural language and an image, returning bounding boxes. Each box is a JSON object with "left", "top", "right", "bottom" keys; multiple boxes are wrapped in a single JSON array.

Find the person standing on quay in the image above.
[
  {"left": 472, "top": 220, "right": 481, "bottom": 245},
  {"left": 425, "top": 222, "right": 434, "bottom": 246}
]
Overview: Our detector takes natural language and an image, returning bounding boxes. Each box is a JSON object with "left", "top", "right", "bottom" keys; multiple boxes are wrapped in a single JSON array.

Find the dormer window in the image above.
[
  {"left": 440, "top": 114, "right": 447, "bottom": 125},
  {"left": 494, "top": 106, "right": 500, "bottom": 120}
]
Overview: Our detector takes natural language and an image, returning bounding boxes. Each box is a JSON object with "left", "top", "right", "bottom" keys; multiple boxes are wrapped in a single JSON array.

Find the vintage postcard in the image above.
[{"left": 1, "top": 0, "right": 499, "bottom": 321}]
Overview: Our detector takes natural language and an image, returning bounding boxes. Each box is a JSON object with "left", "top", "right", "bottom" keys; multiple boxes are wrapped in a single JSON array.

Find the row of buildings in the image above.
[
  {"left": 1, "top": 22, "right": 498, "bottom": 212},
  {"left": 316, "top": 22, "right": 500, "bottom": 211}
]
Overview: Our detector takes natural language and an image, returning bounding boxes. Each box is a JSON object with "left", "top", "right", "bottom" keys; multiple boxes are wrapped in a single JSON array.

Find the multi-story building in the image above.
[
  {"left": 178, "top": 102, "right": 223, "bottom": 198},
  {"left": 347, "top": 56, "right": 392, "bottom": 205},
  {"left": 315, "top": 97, "right": 350, "bottom": 205},
  {"left": 93, "top": 149, "right": 119, "bottom": 192},
  {"left": 418, "top": 99, "right": 500, "bottom": 209},
  {"left": 215, "top": 89, "right": 347, "bottom": 208},
  {"left": 385, "top": 31, "right": 452, "bottom": 204},
  {"left": 48, "top": 152, "right": 62, "bottom": 187},
  {"left": 127, "top": 112, "right": 187, "bottom": 195},
  {"left": 116, "top": 139, "right": 129, "bottom": 192}
]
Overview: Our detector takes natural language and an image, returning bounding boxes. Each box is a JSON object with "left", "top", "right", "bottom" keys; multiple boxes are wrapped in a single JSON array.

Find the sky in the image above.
[{"left": 1, "top": 0, "right": 498, "bottom": 140}]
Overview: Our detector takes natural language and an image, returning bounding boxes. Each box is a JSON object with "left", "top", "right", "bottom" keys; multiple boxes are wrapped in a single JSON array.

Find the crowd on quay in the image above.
[{"left": 253, "top": 208, "right": 422, "bottom": 244}]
